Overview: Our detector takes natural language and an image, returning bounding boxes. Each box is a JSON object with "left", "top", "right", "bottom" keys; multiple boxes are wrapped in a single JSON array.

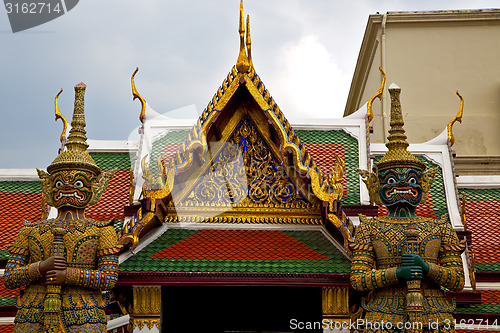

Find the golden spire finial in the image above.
[
  {"left": 367, "top": 67, "right": 386, "bottom": 123},
  {"left": 447, "top": 91, "right": 464, "bottom": 146},
  {"left": 54, "top": 88, "right": 67, "bottom": 144},
  {"left": 236, "top": 0, "right": 250, "bottom": 73},
  {"left": 131, "top": 67, "right": 146, "bottom": 123},
  {"left": 47, "top": 83, "right": 101, "bottom": 176},
  {"left": 246, "top": 14, "right": 253, "bottom": 69},
  {"left": 65, "top": 83, "right": 89, "bottom": 153},
  {"left": 376, "top": 84, "right": 425, "bottom": 172}
]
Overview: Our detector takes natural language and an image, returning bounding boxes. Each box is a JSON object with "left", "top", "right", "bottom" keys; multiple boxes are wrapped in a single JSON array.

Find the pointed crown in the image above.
[
  {"left": 47, "top": 83, "right": 101, "bottom": 175},
  {"left": 236, "top": 0, "right": 252, "bottom": 73},
  {"left": 376, "top": 84, "right": 425, "bottom": 172}
]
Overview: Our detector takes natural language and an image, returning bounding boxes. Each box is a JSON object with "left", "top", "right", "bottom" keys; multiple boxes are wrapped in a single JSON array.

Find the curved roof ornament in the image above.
[
  {"left": 236, "top": 0, "right": 250, "bottom": 73},
  {"left": 54, "top": 88, "right": 67, "bottom": 145},
  {"left": 131, "top": 67, "right": 146, "bottom": 123},
  {"left": 447, "top": 91, "right": 464, "bottom": 146},
  {"left": 366, "top": 67, "right": 386, "bottom": 123},
  {"left": 246, "top": 14, "right": 252, "bottom": 70}
]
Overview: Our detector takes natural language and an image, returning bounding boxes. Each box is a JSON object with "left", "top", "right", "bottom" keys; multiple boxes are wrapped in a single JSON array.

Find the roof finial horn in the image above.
[
  {"left": 54, "top": 88, "right": 68, "bottom": 147},
  {"left": 246, "top": 14, "right": 253, "bottom": 70},
  {"left": 132, "top": 67, "right": 146, "bottom": 124},
  {"left": 447, "top": 91, "right": 464, "bottom": 146},
  {"left": 367, "top": 67, "right": 385, "bottom": 123},
  {"left": 236, "top": 0, "right": 250, "bottom": 73}
]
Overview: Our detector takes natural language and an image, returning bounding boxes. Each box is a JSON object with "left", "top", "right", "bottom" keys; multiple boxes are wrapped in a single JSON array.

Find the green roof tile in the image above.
[
  {"left": 149, "top": 130, "right": 189, "bottom": 177},
  {"left": 0, "top": 297, "right": 16, "bottom": 306},
  {"left": 113, "top": 220, "right": 125, "bottom": 232},
  {"left": 454, "top": 303, "right": 500, "bottom": 314},
  {"left": 0, "top": 181, "right": 41, "bottom": 194},
  {"left": 0, "top": 250, "right": 10, "bottom": 259},
  {"left": 475, "top": 262, "right": 500, "bottom": 272},
  {"left": 460, "top": 188, "right": 500, "bottom": 202},
  {"left": 89, "top": 152, "right": 132, "bottom": 171}
]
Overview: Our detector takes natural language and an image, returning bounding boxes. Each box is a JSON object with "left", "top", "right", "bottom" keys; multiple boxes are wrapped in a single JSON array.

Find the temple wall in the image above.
[{"left": 345, "top": 10, "right": 500, "bottom": 174}]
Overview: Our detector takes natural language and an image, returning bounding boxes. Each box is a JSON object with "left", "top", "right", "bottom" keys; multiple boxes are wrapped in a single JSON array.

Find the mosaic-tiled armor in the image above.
[
  {"left": 352, "top": 84, "right": 465, "bottom": 332},
  {"left": 4, "top": 83, "right": 119, "bottom": 333}
]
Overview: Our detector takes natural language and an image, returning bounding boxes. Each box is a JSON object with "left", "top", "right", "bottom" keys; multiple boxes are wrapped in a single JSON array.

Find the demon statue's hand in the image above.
[
  {"left": 39, "top": 256, "right": 67, "bottom": 276},
  {"left": 46, "top": 269, "right": 67, "bottom": 285},
  {"left": 401, "top": 253, "right": 429, "bottom": 275},
  {"left": 396, "top": 265, "right": 423, "bottom": 281}
]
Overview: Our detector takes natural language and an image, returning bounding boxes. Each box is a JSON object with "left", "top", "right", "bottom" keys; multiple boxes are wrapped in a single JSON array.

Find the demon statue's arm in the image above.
[
  {"left": 426, "top": 219, "right": 466, "bottom": 291},
  {"left": 350, "top": 221, "right": 399, "bottom": 291},
  {"left": 4, "top": 224, "right": 43, "bottom": 289}
]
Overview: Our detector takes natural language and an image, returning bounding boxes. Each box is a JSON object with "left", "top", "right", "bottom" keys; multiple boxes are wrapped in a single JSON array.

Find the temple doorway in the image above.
[{"left": 162, "top": 286, "right": 323, "bottom": 333}]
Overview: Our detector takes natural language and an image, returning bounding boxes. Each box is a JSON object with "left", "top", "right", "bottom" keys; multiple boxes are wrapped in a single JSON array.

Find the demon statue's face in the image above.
[
  {"left": 378, "top": 167, "right": 423, "bottom": 208},
  {"left": 50, "top": 169, "right": 95, "bottom": 209}
]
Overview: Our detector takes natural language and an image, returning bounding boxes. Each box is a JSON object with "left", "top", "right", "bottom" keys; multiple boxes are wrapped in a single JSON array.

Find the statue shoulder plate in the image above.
[
  {"left": 358, "top": 214, "right": 375, "bottom": 225},
  {"left": 23, "top": 219, "right": 52, "bottom": 227},
  {"left": 22, "top": 219, "right": 34, "bottom": 227},
  {"left": 90, "top": 218, "right": 116, "bottom": 228}
]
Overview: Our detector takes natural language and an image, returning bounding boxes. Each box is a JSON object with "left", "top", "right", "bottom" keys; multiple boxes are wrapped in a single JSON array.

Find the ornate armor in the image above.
[
  {"left": 4, "top": 219, "right": 120, "bottom": 332},
  {"left": 351, "top": 215, "right": 465, "bottom": 329}
]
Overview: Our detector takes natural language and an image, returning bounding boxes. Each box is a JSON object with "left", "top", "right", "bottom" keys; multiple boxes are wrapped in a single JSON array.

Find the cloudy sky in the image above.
[{"left": 1, "top": 0, "right": 498, "bottom": 169}]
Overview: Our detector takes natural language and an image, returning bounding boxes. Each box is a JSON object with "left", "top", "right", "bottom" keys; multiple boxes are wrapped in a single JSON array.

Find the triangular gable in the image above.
[{"left": 164, "top": 116, "right": 323, "bottom": 225}]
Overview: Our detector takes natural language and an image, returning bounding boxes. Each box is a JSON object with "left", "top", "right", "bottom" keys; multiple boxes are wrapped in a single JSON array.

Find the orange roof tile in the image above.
[
  {"left": 0, "top": 192, "right": 42, "bottom": 250},
  {"left": 150, "top": 229, "right": 330, "bottom": 261},
  {"left": 480, "top": 290, "right": 500, "bottom": 304},
  {"left": 86, "top": 170, "right": 130, "bottom": 222},
  {"left": 0, "top": 325, "right": 14, "bottom": 333},
  {"left": 162, "top": 144, "right": 181, "bottom": 164},
  {"left": 465, "top": 200, "right": 500, "bottom": 264},
  {"left": 0, "top": 276, "right": 19, "bottom": 298},
  {"left": 303, "top": 143, "right": 347, "bottom": 196}
]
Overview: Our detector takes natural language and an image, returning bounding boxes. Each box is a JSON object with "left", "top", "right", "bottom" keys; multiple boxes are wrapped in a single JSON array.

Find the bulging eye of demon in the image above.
[
  {"left": 408, "top": 177, "right": 417, "bottom": 185},
  {"left": 387, "top": 177, "right": 396, "bottom": 185},
  {"left": 74, "top": 180, "right": 84, "bottom": 188},
  {"left": 55, "top": 180, "right": 63, "bottom": 189}
]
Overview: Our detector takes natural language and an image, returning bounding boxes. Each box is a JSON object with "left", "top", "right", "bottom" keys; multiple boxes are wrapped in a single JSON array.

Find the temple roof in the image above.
[
  {"left": 0, "top": 180, "right": 42, "bottom": 255},
  {"left": 119, "top": 227, "right": 350, "bottom": 276},
  {"left": 460, "top": 188, "right": 500, "bottom": 273}
]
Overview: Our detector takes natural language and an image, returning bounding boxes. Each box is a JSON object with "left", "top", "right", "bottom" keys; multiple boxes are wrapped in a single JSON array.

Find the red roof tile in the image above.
[
  {"left": 86, "top": 170, "right": 130, "bottom": 222},
  {"left": 0, "top": 325, "right": 14, "bottom": 333},
  {"left": 0, "top": 192, "right": 42, "bottom": 250},
  {"left": 465, "top": 200, "right": 500, "bottom": 264},
  {"left": 303, "top": 143, "right": 347, "bottom": 196},
  {"left": 0, "top": 276, "right": 19, "bottom": 298},
  {"left": 150, "top": 229, "right": 330, "bottom": 261},
  {"left": 162, "top": 144, "right": 181, "bottom": 164},
  {"left": 480, "top": 290, "right": 500, "bottom": 304}
]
